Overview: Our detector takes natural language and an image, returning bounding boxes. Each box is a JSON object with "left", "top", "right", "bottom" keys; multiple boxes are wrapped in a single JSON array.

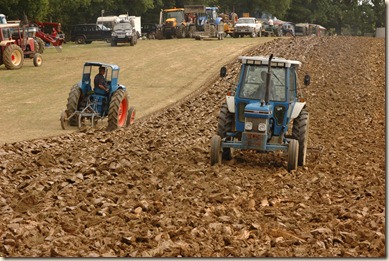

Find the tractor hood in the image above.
[
  {"left": 165, "top": 18, "right": 177, "bottom": 26},
  {"left": 244, "top": 102, "right": 273, "bottom": 119}
]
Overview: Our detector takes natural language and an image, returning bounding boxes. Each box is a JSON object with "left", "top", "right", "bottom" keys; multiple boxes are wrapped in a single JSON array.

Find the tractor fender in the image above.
[
  {"left": 290, "top": 101, "right": 306, "bottom": 119},
  {"left": 226, "top": 95, "right": 235, "bottom": 113}
]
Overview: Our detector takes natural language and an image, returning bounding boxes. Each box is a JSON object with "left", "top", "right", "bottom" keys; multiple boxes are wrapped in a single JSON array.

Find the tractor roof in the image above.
[
  {"left": 164, "top": 8, "right": 185, "bottom": 12},
  {"left": 0, "top": 23, "right": 20, "bottom": 29},
  {"left": 84, "top": 62, "right": 120, "bottom": 70},
  {"left": 239, "top": 56, "right": 301, "bottom": 68}
]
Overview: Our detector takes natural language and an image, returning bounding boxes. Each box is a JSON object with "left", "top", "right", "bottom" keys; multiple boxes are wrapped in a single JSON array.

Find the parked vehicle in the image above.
[
  {"left": 0, "top": 23, "right": 42, "bottom": 70},
  {"left": 70, "top": 24, "right": 111, "bottom": 44},
  {"left": 141, "top": 23, "right": 157, "bottom": 39},
  {"left": 233, "top": 17, "right": 262, "bottom": 38},
  {"left": 111, "top": 20, "right": 138, "bottom": 46},
  {"left": 155, "top": 7, "right": 189, "bottom": 39}
]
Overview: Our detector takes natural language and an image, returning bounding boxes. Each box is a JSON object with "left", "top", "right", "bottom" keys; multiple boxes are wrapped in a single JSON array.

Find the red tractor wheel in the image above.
[
  {"left": 107, "top": 89, "right": 129, "bottom": 131},
  {"left": 3, "top": 44, "right": 24, "bottom": 70},
  {"left": 33, "top": 53, "right": 43, "bottom": 67}
]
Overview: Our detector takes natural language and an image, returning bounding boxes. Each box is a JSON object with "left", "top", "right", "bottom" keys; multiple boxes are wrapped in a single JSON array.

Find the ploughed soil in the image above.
[{"left": 0, "top": 36, "right": 385, "bottom": 257}]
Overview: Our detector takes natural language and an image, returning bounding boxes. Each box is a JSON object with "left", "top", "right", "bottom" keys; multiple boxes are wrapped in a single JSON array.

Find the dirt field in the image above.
[
  {"left": 0, "top": 37, "right": 273, "bottom": 145},
  {"left": 0, "top": 36, "right": 385, "bottom": 257}
]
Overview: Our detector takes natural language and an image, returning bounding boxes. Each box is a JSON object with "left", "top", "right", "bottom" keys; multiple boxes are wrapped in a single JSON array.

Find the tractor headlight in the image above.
[
  {"left": 126, "top": 32, "right": 130, "bottom": 36},
  {"left": 245, "top": 121, "right": 253, "bottom": 130},
  {"left": 112, "top": 32, "right": 117, "bottom": 37},
  {"left": 258, "top": 123, "right": 267, "bottom": 132}
]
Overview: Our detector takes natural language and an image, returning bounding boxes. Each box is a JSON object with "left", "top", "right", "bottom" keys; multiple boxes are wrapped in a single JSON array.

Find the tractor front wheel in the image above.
[
  {"left": 126, "top": 106, "right": 136, "bottom": 127},
  {"left": 107, "top": 89, "right": 129, "bottom": 131},
  {"left": 66, "top": 84, "right": 82, "bottom": 126},
  {"left": 287, "top": 139, "right": 299, "bottom": 172},
  {"left": 292, "top": 110, "right": 309, "bottom": 166},
  {"left": 33, "top": 53, "right": 43, "bottom": 67},
  {"left": 217, "top": 103, "right": 235, "bottom": 160},
  {"left": 3, "top": 44, "right": 24, "bottom": 70},
  {"left": 210, "top": 135, "right": 222, "bottom": 166}
]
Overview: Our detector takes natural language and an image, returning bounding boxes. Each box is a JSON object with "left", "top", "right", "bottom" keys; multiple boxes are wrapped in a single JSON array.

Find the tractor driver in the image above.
[{"left": 94, "top": 66, "right": 109, "bottom": 93}]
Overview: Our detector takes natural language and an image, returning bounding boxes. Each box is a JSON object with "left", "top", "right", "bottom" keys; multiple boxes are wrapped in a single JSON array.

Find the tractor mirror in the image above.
[
  {"left": 304, "top": 74, "right": 311, "bottom": 86},
  {"left": 220, "top": 66, "right": 227, "bottom": 77}
]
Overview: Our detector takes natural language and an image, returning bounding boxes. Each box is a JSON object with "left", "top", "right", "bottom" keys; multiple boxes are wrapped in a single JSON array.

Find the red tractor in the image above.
[
  {"left": 0, "top": 23, "right": 42, "bottom": 69},
  {"left": 34, "top": 21, "right": 65, "bottom": 46}
]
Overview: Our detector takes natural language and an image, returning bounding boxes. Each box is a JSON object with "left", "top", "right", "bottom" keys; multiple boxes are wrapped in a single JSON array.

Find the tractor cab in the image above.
[
  {"left": 80, "top": 62, "right": 120, "bottom": 96},
  {"left": 211, "top": 55, "right": 311, "bottom": 172},
  {"left": 60, "top": 62, "right": 135, "bottom": 131}
]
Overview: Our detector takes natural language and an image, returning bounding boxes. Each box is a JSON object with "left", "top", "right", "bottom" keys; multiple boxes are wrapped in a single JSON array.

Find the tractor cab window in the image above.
[
  {"left": 239, "top": 65, "right": 286, "bottom": 102},
  {"left": 206, "top": 9, "right": 217, "bottom": 23},
  {"left": 288, "top": 68, "right": 297, "bottom": 102},
  {"left": 164, "top": 11, "right": 185, "bottom": 23}
]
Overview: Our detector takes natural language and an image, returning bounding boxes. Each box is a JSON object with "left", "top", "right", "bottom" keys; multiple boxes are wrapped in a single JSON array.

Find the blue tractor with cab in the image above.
[
  {"left": 60, "top": 62, "right": 136, "bottom": 131},
  {"left": 210, "top": 55, "right": 311, "bottom": 171}
]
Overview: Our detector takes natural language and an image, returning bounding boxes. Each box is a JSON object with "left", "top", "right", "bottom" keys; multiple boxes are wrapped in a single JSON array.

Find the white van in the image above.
[
  {"left": 96, "top": 16, "right": 120, "bottom": 30},
  {"left": 119, "top": 14, "right": 141, "bottom": 36}
]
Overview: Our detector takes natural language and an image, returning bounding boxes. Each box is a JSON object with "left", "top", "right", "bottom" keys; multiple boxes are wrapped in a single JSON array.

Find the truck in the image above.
[{"left": 233, "top": 17, "right": 262, "bottom": 38}]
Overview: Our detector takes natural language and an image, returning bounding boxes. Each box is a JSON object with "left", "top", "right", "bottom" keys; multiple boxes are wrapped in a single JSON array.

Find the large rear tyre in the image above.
[
  {"left": 155, "top": 30, "right": 164, "bottom": 40},
  {"left": 33, "top": 53, "right": 43, "bottom": 67},
  {"left": 210, "top": 135, "right": 222, "bottom": 166},
  {"left": 3, "top": 44, "right": 24, "bottom": 70},
  {"left": 292, "top": 110, "right": 309, "bottom": 166},
  {"left": 217, "top": 103, "right": 235, "bottom": 160},
  {"left": 66, "top": 84, "right": 82, "bottom": 126},
  {"left": 287, "top": 139, "right": 299, "bottom": 172},
  {"left": 176, "top": 26, "right": 186, "bottom": 38},
  {"left": 107, "top": 89, "right": 129, "bottom": 131},
  {"left": 36, "top": 37, "right": 45, "bottom": 53},
  {"left": 126, "top": 106, "right": 136, "bottom": 127}
]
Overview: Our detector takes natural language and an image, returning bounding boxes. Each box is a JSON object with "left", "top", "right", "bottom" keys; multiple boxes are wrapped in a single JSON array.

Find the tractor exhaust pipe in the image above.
[{"left": 264, "top": 54, "right": 273, "bottom": 104}]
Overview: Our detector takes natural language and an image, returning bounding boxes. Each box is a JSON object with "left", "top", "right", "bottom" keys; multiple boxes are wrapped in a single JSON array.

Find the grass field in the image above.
[{"left": 0, "top": 36, "right": 275, "bottom": 144}]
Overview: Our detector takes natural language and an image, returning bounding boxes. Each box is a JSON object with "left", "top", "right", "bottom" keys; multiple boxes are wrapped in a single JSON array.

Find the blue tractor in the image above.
[
  {"left": 210, "top": 55, "right": 311, "bottom": 171},
  {"left": 60, "top": 62, "right": 136, "bottom": 130}
]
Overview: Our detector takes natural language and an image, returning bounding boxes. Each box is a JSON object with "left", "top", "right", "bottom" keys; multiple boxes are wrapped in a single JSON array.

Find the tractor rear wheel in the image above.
[
  {"left": 107, "top": 89, "right": 129, "bottom": 131},
  {"left": 126, "top": 106, "right": 136, "bottom": 127},
  {"left": 66, "top": 84, "right": 82, "bottom": 126},
  {"left": 217, "top": 103, "right": 235, "bottom": 160},
  {"left": 287, "top": 139, "right": 299, "bottom": 172},
  {"left": 3, "top": 44, "right": 24, "bottom": 70},
  {"left": 36, "top": 37, "right": 45, "bottom": 53},
  {"left": 210, "top": 135, "right": 222, "bottom": 166},
  {"left": 33, "top": 53, "right": 43, "bottom": 67},
  {"left": 292, "top": 110, "right": 309, "bottom": 166}
]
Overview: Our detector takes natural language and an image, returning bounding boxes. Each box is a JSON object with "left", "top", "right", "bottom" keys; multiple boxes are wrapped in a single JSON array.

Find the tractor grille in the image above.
[{"left": 166, "top": 21, "right": 174, "bottom": 27}]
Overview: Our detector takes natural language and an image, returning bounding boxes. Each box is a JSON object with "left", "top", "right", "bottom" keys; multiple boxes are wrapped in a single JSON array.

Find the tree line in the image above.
[{"left": 0, "top": 0, "right": 385, "bottom": 36}]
